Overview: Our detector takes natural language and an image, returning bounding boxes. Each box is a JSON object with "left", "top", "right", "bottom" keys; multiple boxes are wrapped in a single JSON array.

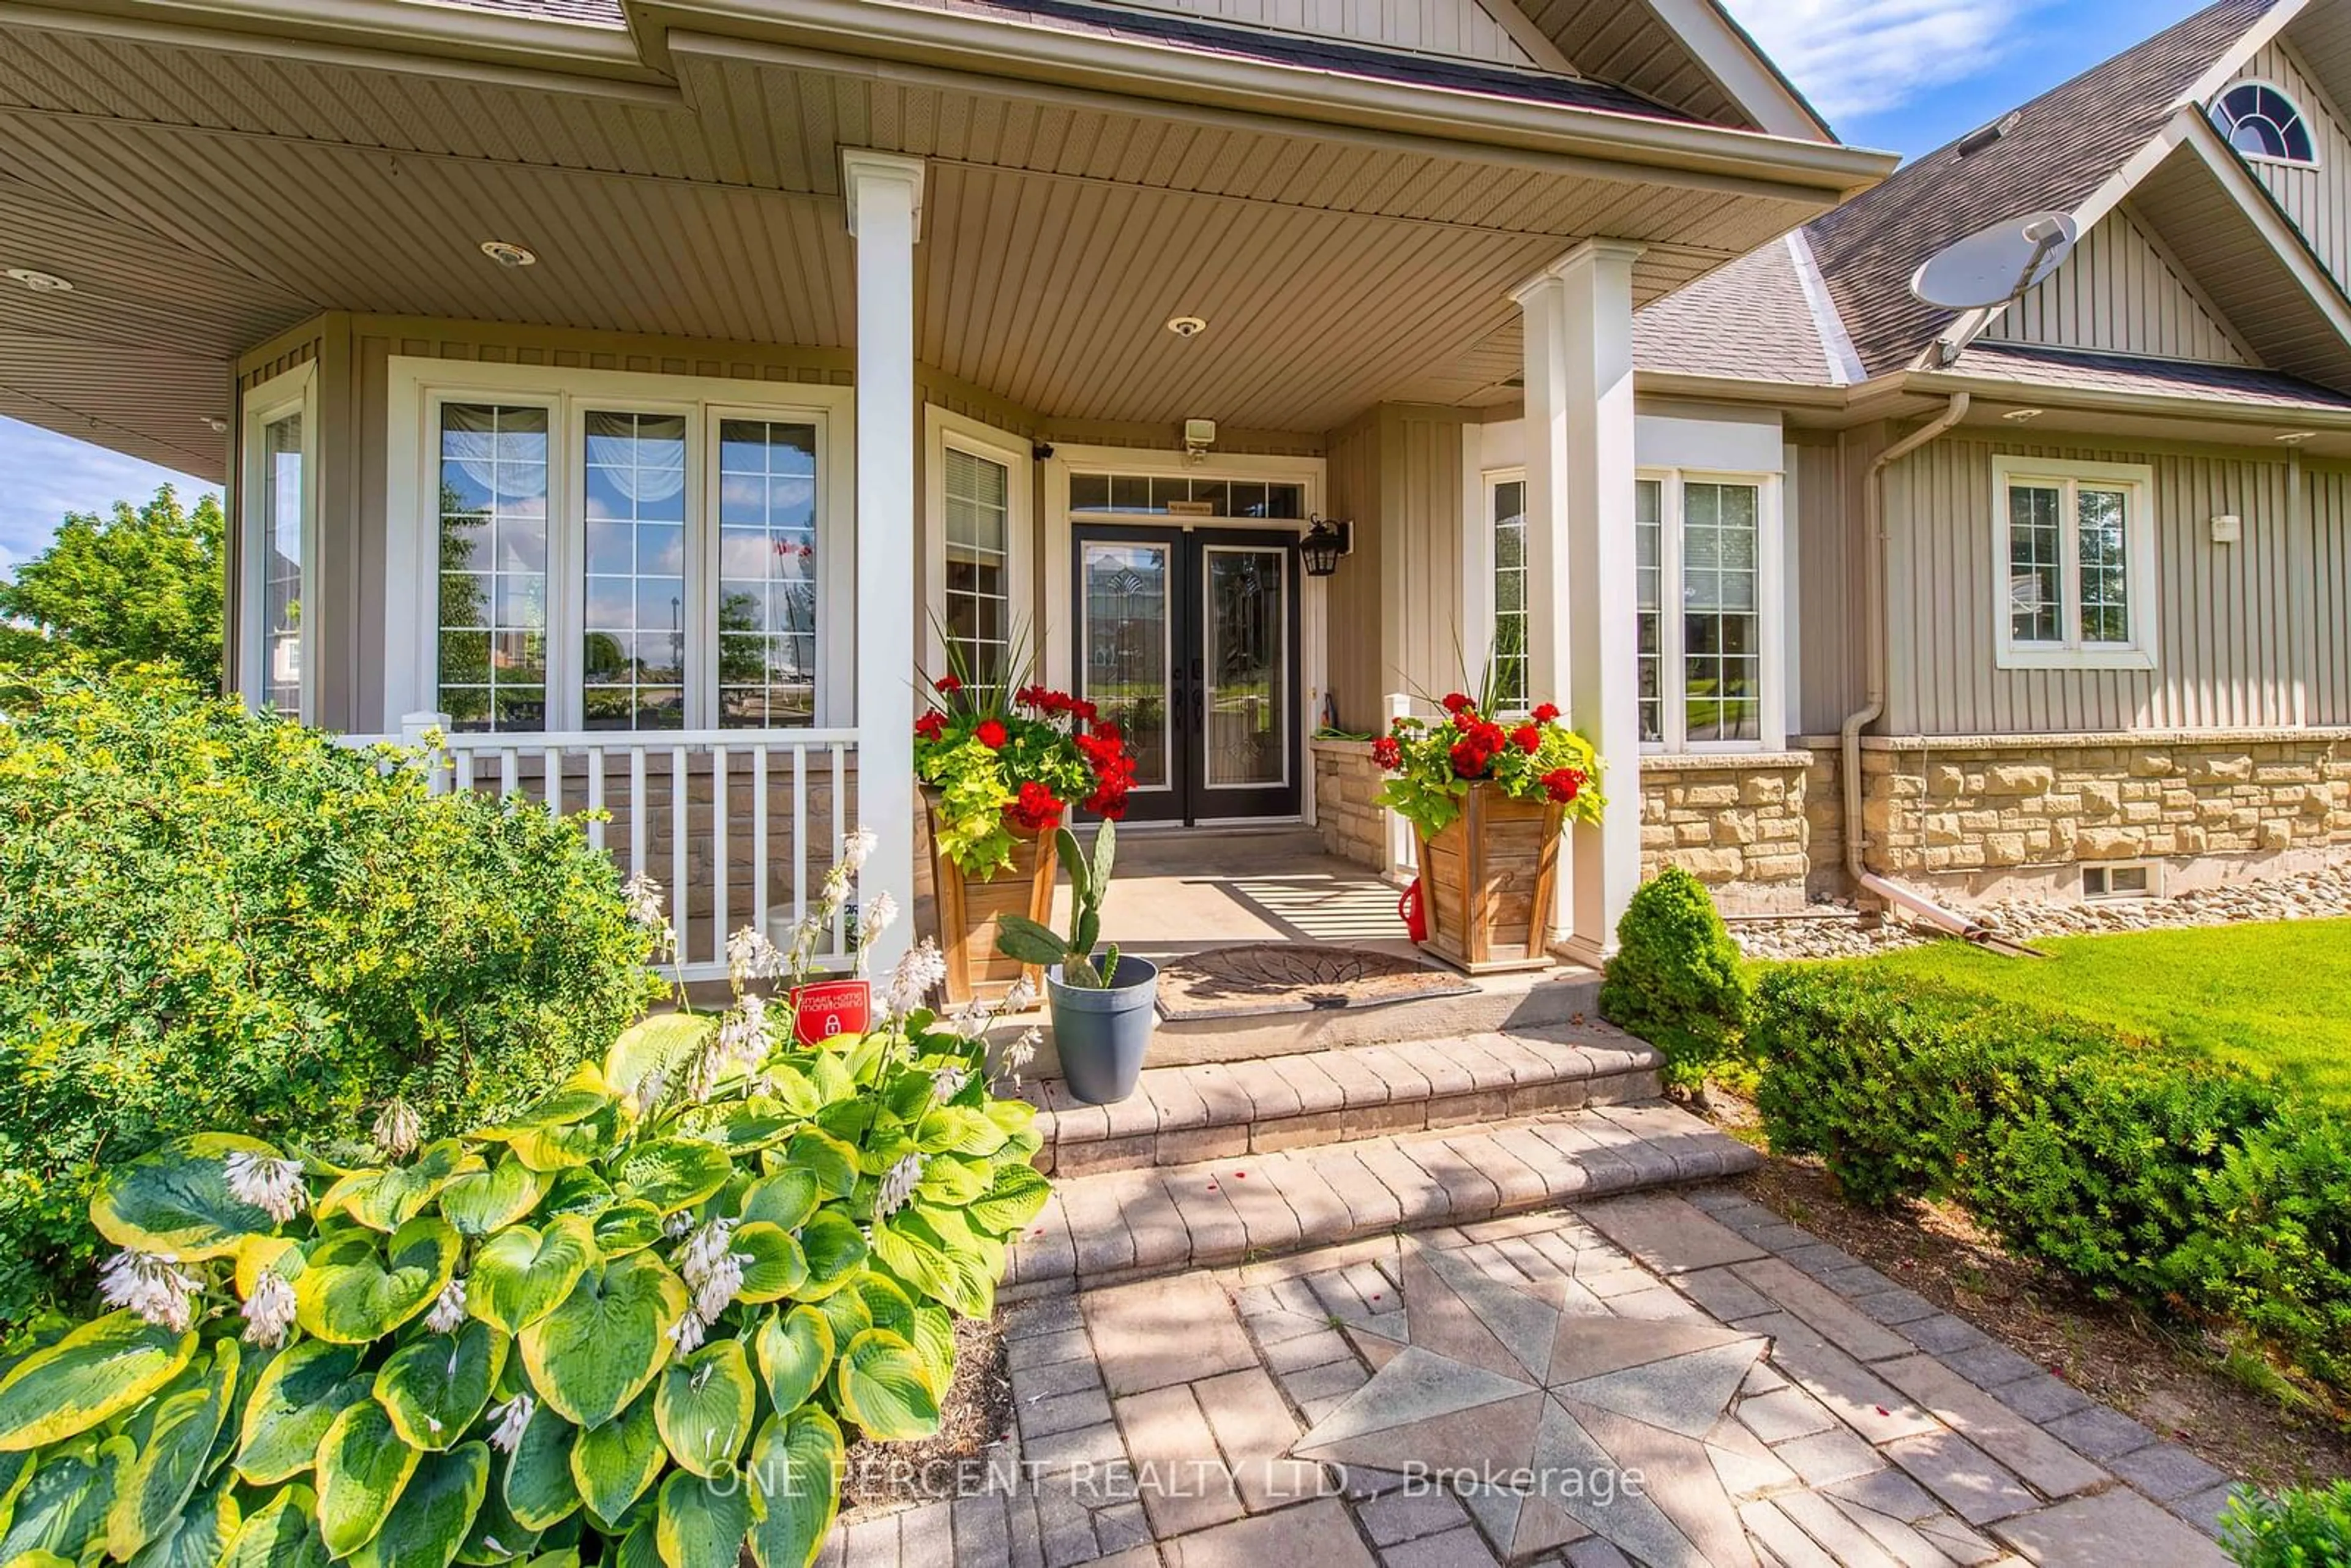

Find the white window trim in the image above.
[
  {"left": 239, "top": 362, "right": 318, "bottom": 721},
  {"left": 1475, "top": 463, "right": 1783, "bottom": 754},
  {"left": 923, "top": 407, "right": 1035, "bottom": 678},
  {"left": 2212, "top": 78, "right": 2322, "bottom": 168},
  {"left": 1990, "top": 454, "right": 2158, "bottom": 672},
  {"left": 1475, "top": 467, "right": 1532, "bottom": 715},
  {"left": 382, "top": 357, "right": 855, "bottom": 729}
]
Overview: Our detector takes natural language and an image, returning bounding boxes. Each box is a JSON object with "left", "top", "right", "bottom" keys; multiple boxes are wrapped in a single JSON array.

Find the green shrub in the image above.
[
  {"left": 2220, "top": 1481, "right": 2351, "bottom": 1566},
  {"left": 1598, "top": 868, "right": 1750, "bottom": 1090},
  {"left": 0, "top": 669, "right": 660, "bottom": 1330},
  {"left": 0, "top": 1000, "right": 1051, "bottom": 1567},
  {"left": 1750, "top": 966, "right": 2351, "bottom": 1389}
]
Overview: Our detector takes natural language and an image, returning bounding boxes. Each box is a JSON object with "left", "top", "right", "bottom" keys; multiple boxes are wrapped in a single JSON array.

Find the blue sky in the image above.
[{"left": 0, "top": 0, "right": 2218, "bottom": 573}]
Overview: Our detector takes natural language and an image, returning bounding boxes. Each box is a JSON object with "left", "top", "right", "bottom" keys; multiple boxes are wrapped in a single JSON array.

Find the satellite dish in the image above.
[{"left": 1910, "top": 211, "right": 2080, "bottom": 310}]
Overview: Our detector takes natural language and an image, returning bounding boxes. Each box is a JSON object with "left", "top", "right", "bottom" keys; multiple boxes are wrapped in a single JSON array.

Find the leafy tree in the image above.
[{"left": 0, "top": 484, "right": 225, "bottom": 688}]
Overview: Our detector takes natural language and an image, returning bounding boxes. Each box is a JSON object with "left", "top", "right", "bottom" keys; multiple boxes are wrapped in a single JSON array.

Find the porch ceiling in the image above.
[{"left": 0, "top": 6, "right": 1843, "bottom": 474}]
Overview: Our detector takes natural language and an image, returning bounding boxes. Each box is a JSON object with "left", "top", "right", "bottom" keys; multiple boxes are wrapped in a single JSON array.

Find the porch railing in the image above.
[{"left": 339, "top": 719, "right": 859, "bottom": 983}]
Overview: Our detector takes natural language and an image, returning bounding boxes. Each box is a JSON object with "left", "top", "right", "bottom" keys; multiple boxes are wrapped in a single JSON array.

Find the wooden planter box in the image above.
[
  {"left": 926, "top": 794, "right": 1058, "bottom": 1005},
  {"left": 1412, "top": 783, "right": 1564, "bottom": 974}
]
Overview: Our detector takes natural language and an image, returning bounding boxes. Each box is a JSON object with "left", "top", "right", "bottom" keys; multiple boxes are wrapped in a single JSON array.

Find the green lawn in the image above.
[{"left": 1840, "top": 918, "right": 2351, "bottom": 1105}]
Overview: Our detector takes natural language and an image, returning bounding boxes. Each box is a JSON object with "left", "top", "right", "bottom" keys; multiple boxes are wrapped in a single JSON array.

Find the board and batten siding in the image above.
[
  {"left": 1322, "top": 412, "right": 1385, "bottom": 733},
  {"left": 2304, "top": 462, "right": 2351, "bottom": 726},
  {"left": 891, "top": 0, "right": 1539, "bottom": 65},
  {"left": 1790, "top": 432, "right": 1865, "bottom": 735},
  {"left": 1979, "top": 207, "right": 2251, "bottom": 364},
  {"left": 2222, "top": 40, "right": 2351, "bottom": 298},
  {"left": 1883, "top": 434, "right": 2323, "bottom": 736}
]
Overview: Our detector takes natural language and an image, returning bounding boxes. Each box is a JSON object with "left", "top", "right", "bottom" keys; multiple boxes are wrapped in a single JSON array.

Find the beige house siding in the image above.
[
  {"left": 2306, "top": 462, "right": 2351, "bottom": 725},
  {"left": 1322, "top": 413, "right": 1385, "bottom": 733},
  {"left": 1377, "top": 406, "right": 1475, "bottom": 714},
  {"left": 1882, "top": 433, "right": 2308, "bottom": 737},
  {"left": 2222, "top": 39, "right": 2351, "bottom": 297},
  {"left": 1979, "top": 207, "right": 2252, "bottom": 364},
  {"left": 1790, "top": 431, "right": 1865, "bottom": 734},
  {"left": 890, "top": 0, "right": 1540, "bottom": 65}
]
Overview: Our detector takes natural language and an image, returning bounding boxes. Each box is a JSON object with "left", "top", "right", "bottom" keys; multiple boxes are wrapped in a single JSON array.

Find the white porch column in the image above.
[
  {"left": 1513, "top": 239, "right": 1644, "bottom": 965},
  {"left": 842, "top": 149, "right": 924, "bottom": 973}
]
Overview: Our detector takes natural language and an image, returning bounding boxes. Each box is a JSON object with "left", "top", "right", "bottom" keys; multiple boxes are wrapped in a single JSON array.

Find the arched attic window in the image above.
[{"left": 2210, "top": 81, "right": 2317, "bottom": 163}]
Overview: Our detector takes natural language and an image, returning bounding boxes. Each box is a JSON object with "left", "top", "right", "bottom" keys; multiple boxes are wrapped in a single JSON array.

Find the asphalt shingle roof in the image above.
[
  {"left": 1633, "top": 239, "right": 1841, "bottom": 384},
  {"left": 1945, "top": 341, "right": 2351, "bottom": 411}
]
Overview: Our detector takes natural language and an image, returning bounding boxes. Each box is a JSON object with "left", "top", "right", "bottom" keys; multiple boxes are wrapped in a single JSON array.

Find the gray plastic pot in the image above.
[{"left": 1048, "top": 955, "right": 1160, "bottom": 1106}]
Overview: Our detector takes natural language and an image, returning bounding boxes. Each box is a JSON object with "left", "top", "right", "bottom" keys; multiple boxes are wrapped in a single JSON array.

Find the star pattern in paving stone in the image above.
[{"left": 1291, "top": 1237, "right": 1772, "bottom": 1566}]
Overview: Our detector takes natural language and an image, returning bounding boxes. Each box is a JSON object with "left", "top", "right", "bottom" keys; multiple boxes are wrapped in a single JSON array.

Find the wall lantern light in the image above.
[{"left": 1298, "top": 514, "right": 1353, "bottom": 577}]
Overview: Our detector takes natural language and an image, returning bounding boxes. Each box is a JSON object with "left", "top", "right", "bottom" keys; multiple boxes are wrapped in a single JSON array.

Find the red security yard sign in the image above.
[{"left": 791, "top": 980, "right": 871, "bottom": 1046}]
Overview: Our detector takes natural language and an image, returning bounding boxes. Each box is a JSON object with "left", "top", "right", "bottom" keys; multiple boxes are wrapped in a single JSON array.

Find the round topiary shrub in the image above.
[
  {"left": 1597, "top": 866, "right": 1751, "bottom": 1091},
  {"left": 0, "top": 668, "right": 661, "bottom": 1330}
]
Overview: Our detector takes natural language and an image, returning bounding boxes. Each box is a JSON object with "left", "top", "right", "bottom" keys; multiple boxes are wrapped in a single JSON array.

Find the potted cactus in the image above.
[{"left": 994, "top": 819, "right": 1158, "bottom": 1105}]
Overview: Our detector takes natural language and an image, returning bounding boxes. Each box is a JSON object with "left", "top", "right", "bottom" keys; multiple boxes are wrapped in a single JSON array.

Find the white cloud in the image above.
[
  {"left": 1721, "top": 0, "right": 2035, "bottom": 121},
  {"left": 0, "top": 417, "right": 217, "bottom": 567}
]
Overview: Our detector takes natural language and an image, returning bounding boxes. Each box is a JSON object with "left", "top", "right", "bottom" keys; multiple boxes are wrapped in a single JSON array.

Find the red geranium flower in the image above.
[
  {"left": 1441, "top": 692, "right": 1474, "bottom": 715},
  {"left": 1511, "top": 724, "right": 1542, "bottom": 754},
  {"left": 1005, "top": 781, "right": 1064, "bottom": 833},
  {"left": 1541, "top": 767, "right": 1583, "bottom": 803},
  {"left": 913, "top": 711, "right": 945, "bottom": 741},
  {"left": 1449, "top": 737, "right": 1493, "bottom": 778},
  {"left": 1531, "top": 702, "right": 1559, "bottom": 724},
  {"left": 934, "top": 673, "right": 963, "bottom": 694},
  {"left": 975, "top": 719, "right": 1009, "bottom": 749},
  {"left": 1371, "top": 735, "right": 1403, "bottom": 770}
]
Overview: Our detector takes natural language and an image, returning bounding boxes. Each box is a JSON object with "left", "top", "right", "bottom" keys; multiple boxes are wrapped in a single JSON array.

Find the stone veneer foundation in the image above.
[
  {"left": 1637, "top": 750, "right": 1824, "bottom": 913},
  {"left": 1858, "top": 730, "right": 2351, "bottom": 901},
  {"left": 1311, "top": 740, "right": 1393, "bottom": 871}
]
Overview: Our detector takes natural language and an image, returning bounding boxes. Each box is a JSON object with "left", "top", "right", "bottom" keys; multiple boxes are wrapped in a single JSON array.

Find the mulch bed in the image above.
[
  {"left": 1705, "top": 1096, "right": 2351, "bottom": 1493},
  {"left": 838, "top": 1314, "right": 1016, "bottom": 1513}
]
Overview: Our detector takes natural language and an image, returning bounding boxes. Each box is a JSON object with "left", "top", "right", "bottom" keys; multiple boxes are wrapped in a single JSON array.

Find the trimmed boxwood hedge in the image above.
[{"left": 1751, "top": 966, "right": 2351, "bottom": 1390}]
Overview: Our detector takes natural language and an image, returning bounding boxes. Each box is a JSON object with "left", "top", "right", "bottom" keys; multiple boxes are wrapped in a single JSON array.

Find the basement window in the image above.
[{"left": 2082, "top": 860, "right": 2159, "bottom": 900}]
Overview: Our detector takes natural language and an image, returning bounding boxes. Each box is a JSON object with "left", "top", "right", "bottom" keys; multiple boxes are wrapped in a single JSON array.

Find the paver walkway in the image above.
[{"left": 823, "top": 1188, "right": 2236, "bottom": 1567}]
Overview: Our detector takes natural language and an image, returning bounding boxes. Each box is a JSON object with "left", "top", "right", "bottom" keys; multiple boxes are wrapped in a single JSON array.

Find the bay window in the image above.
[
  {"left": 1635, "top": 470, "right": 1780, "bottom": 752},
  {"left": 240, "top": 364, "right": 317, "bottom": 722},
  {"left": 390, "top": 359, "right": 850, "bottom": 732},
  {"left": 1991, "top": 456, "right": 2156, "bottom": 669}
]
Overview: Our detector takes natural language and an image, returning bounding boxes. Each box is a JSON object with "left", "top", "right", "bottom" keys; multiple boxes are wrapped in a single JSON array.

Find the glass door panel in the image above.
[
  {"left": 1201, "top": 545, "right": 1288, "bottom": 791},
  {"left": 1078, "top": 533, "right": 1179, "bottom": 821}
]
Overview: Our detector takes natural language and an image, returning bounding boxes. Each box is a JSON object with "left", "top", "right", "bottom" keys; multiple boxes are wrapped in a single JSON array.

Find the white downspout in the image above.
[{"left": 1843, "top": 393, "right": 1989, "bottom": 938}]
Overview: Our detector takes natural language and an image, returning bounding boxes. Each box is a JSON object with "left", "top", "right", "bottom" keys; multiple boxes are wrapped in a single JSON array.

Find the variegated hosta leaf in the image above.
[
  {"left": 293, "top": 1218, "right": 460, "bottom": 1344},
  {"left": 469, "top": 1216, "right": 599, "bottom": 1336},
  {"left": 590, "top": 1201, "right": 666, "bottom": 1259},
  {"left": 462, "top": 1450, "right": 545, "bottom": 1562},
  {"left": 784, "top": 1131, "right": 858, "bottom": 1200},
  {"left": 984, "top": 1095, "right": 1038, "bottom": 1135},
  {"left": 909, "top": 1305, "right": 956, "bottom": 1401},
  {"left": 315, "top": 1400, "right": 419, "bottom": 1556},
  {"left": 0, "top": 1313, "right": 197, "bottom": 1453},
  {"left": 235, "top": 1341, "right": 370, "bottom": 1485},
  {"left": 88, "top": 1133, "right": 283, "bottom": 1261},
  {"left": 811, "top": 1288, "right": 871, "bottom": 1354},
  {"left": 500, "top": 1400, "right": 580, "bottom": 1532},
  {"left": 375, "top": 1319, "right": 508, "bottom": 1451},
  {"left": 567, "top": 1388, "right": 662, "bottom": 1531},
  {"left": 220, "top": 1483, "right": 329, "bottom": 1568},
  {"left": 438, "top": 1160, "right": 555, "bottom": 1236},
  {"left": 855, "top": 1274, "right": 916, "bottom": 1342},
  {"left": 0, "top": 1437, "right": 116, "bottom": 1562},
  {"left": 737, "top": 1170, "right": 820, "bottom": 1234},
  {"left": 475, "top": 1065, "right": 615, "bottom": 1139},
  {"left": 752, "top": 1307, "right": 834, "bottom": 1417},
  {"left": 320, "top": 1141, "right": 481, "bottom": 1233},
  {"left": 607, "top": 1138, "right": 732, "bottom": 1215},
  {"left": 914, "top": 1155, "right": 990, "bottom": 1207},
  {"left": 603, "top": 1015, "right": 714, "bottom": 1103},
  {"left": 519, "top": 1253, "right": 688, "bottom": 1430},
  {"left": 348, "top": 1441, "right": 487, "bottom": 1568},
  {"left": 758, "top": 1060, "right": 823, "bottom": 1118},
  {"left": 898, "top": 1209, "right": 997, "bottom": 1321},
  {"left": 104, "top": 1338, "right": 236, "bottom": 1559},
  {"left": 653, "top": 1341, "right": 754, "bottom": 1479},
  {"left": 541, "top": 1167, "right": 617, "bottom": 1218},
  {"left": 730, "top": 1223, "right": 808, "bottom": 1304},
  {"left": 915, "top": 1105, "right": 1007, "bottom": 1158},
  {"left": 655, "top": 1468, "right": 754, "bottom": 1568},
  {"left": 831, "top": 1330, "right": 940, "bottom": 1442},
  {"left": 677, "top": 1103, "right": 797, "bottom": 1155},
  {"left": 794, "top": 1210, "right": 868, "bottom": 1302},
  {"left": 508, "top": 1104, "right": 626, "bottom": 1173},
  {"left": 122, "top": 1469, "right": 236, "bottom": 1568},
  {"left": 966, "top": 1163, "right": 1052, "bottom": 1237},
  {"left": 613, "top": 1515, "right": 660, "bottom": 1568},
  {"left": 866, "top": 1223, "right": 951, "bottom": 1308},
  {"left": 232, "top": 1234, "right": 302, "bottom": 1300},
  {"left": 745, "top": 1409, "right": 845, "bottom": 1568}
]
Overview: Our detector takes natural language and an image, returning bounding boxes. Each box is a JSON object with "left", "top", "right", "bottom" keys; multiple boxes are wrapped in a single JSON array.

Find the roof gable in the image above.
[
  {"left": 1978, "top": 205, "right": 2253, "bottom": 365},
  {"left": 1507, "top": 0, "right": 1832, "bottom": 138}
]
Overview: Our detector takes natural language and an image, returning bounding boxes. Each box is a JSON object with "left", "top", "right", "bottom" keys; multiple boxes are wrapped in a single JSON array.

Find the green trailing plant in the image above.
[
  {"left": 1751, "top": 966, "right": 2351, "bottom": 1392},
  {"left": 0, "top": 953, "right": 1052, "bottom": 1567},
  {"left": 994, "top": 820, "right": 1122, "bottom": 988},
  {"left": 1597, "top": 869, "right": 1751, "bottom": 1092},
  {"left": 2219, "top": 1481, "right": 2351, "bottom": 1566},
  {"left": 0, "top": 667, "right": 662, "bottom": 1335}
]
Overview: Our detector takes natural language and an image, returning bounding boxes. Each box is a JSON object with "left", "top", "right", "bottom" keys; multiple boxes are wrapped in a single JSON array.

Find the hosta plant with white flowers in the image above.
[{"left": 0, "top": 924, "right": 1051, "bottom": 1568}]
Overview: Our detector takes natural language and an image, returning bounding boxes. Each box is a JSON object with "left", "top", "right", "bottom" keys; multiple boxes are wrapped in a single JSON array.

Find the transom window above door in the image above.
[
  {"left": 394, "top": 358, "right": 851, "bottom": 735},
  {"left": 1069, "top": 473, "right": 1305, "bottom": 519}
]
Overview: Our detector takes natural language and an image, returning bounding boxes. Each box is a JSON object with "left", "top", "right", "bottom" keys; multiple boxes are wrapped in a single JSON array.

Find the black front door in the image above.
[{"left": 1071, "top": 524, "right": 1302, "bottom": 825}]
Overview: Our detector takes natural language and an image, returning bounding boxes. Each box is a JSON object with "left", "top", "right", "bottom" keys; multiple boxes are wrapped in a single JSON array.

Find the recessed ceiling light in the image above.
[
  {"left": 2276, "top": 429, "right": 2318, "bottom": 444},
  {"left": 6, "top": 267, "right": 71, "bottom": 293},
  {"left": 479, "top": 241, "right": 538, "bottom": 268},
  {"left": 1166, "top": 315, "right": 1207, "bottom": 339},
  {"left": 2001, "top": 407, "right": 2044, "bottom": 422}
]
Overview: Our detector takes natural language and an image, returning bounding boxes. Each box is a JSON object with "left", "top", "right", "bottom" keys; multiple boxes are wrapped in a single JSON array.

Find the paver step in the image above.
[
  {"left": 1002, "top": 1098, "right": 1758, "bottom": 1299},
  {"left": 1018, "top": 1027, "right": 1663, "bottom": 1177}
]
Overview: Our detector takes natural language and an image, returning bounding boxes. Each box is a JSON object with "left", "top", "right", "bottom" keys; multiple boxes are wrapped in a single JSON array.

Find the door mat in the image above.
[{"left": 1155, "top": 942, "right": 1478, "bottom": 1021}]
